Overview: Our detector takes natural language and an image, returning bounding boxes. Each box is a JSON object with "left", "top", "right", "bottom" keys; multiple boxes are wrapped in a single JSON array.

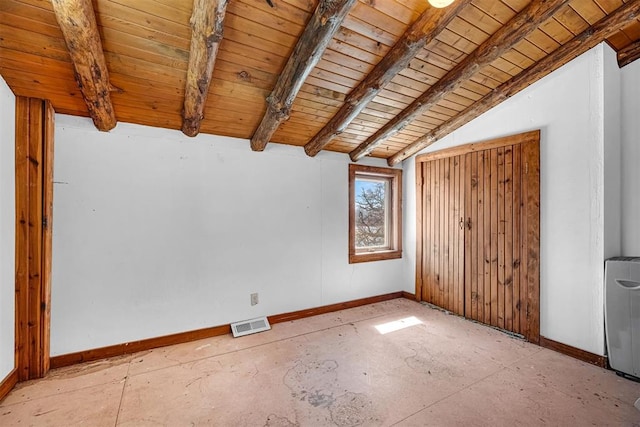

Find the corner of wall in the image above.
[
  {"left": 620, "top": 53, "right": 640, "bottom": 256},
  {"left": 602, "top": 43, "right": 622, "bottom": 260}
]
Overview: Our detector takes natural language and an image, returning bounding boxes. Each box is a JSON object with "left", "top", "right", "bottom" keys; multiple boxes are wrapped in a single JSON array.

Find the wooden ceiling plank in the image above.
[
  {"left": 524, "top": 27, "right": 562, "bottom": 53},
  {"left": 471, "top": 0, "right": 518, "bottom": 25},
  {"left": 224, "top": 15, "right": 298, "bottom": 49},
  {"left": 227, "top": 0, "right": 307, "bottom": 37},
  {"left": 96, "top": 0, "right": 191, "bottom": 42},
  {"left": 538, "top": 14, "right": 577, "bottom": 43},
  {"left": 569, "top": 0, "right": 607, "bottom": 25},
  {"left": 303, "top": 2, "right": 470, "bottom": 157},
  {"left": 51, "top": 0, "right": 117, "bottom": 131},
  {"left": 388, "top": 0, "right": 640, "bottom": 166},
  {"left": 501, "top": 48, "right": 536, "bottom": 69},
  {"left": 458, "top": 4, "right": 503, "bottom": 35},
  {"left": 316, "top": 55, "right": 366, "bottom": 81},
  {"left": 552, "top": 4, "right": 590, "bottom": 35},
  {"left": 1, "top": 0, "right": 60, "bottom": 29},
  {"left": 181, "top": 0, "right": 228, "bottom": 137},
  {"left": 341, "top": 15, "right": 399, "bottom": 47},
  {"left": 0, "top": 24, "right": 70, "bottom": 60},
  {"left": 372, "top": 0, "right": 424, "bottom": 25},
  {"left": 435, "top": 28, "right": 479, "bottom": 55},
  {"left": 250, "top": 0, "right": 357, "bottom": 151},
  {"left": 617, "top": 38, "right": 640, "bottom": 67},
  {"left": 350, "top": 0, "right": 569, "bottom": 161}
]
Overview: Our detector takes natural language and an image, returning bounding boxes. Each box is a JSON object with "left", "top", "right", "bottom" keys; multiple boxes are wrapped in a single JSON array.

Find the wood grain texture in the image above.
[
  {"left": 415, "top": 131, "right": 540, "bottom": 341},
  {"left": 388, "top": 1, "right": 640, "bottom": 165},
  {"left": 182, "top": 0, "right": 228, "bottom": 137},
  {"left": 540, "top": 336, "right": 607, "bottom": 368},
  {"left": 0, "top": 369, "right": 18, "bottom": 403},
  {"left": 303, "top": 1, "right": 470, "bottom": 157},
  {"left": 51, "top": 0, "right": 117, "bottom": 131},
  {"left": 2, "top": 0, "right": 638, "bottom": 157},
  {"left": 617, "top": 39, "right": 640, "bottom": 67},
  {"left": 14, "top": 97, "right": 54, "bottom": 381},
  {"left": 351, "top": 0, "right": 569, "bottom": 161},
  {"left": 251, "top": 0, "right": 357, "bottom": 151},
  {"left": 14, "top": 97, "right": 30, "bottom": 382},
  {"left": 523, "top": 139, "right": 541, "bottom": 344},
  {"left": 50, "top": 292, "right": 406, "bottom": 369}
]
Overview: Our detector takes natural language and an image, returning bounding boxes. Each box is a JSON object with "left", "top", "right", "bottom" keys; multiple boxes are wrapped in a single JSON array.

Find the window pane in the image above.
[{"left": 355, "top": 177, "right": 389, "bottom": 250}]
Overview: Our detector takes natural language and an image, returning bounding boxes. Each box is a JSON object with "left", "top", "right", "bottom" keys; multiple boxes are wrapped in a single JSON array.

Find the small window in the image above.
[{"left": 349, "top": 164, "right": 402, "bottom": 263}]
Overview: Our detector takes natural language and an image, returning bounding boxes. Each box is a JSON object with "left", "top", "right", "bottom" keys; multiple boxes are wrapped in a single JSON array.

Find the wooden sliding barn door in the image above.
[{"left": 416, "top": 131, "right": 540, "bottom": 343}]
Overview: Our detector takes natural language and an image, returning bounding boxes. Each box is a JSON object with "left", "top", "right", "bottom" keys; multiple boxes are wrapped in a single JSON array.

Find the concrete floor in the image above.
[{"left": 1, "top": 298, "right": 639, "bottom": 426}]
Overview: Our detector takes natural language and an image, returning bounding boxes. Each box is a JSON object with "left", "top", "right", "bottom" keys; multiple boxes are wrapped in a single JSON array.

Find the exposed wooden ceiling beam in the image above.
[
  {"left": 387, "top": 0, "right": 640, "bottom": 166},
  {"left": 182, "top": 0, "right": 228, "bottom": 137},
  {"left": 302, "top": 1, "right": 470, "bottom": 158},
  {"left": 251, "top": 0, "right": 357, "bottom": 152},
  {"left": 350, "top": 0, "right": 570, "bottom": 162},
  {"left": 617, "top": 39, "right": 640, "bottom": 68},
  {"left": 51, "top": 0, "right": 117, "bottom": 131}
]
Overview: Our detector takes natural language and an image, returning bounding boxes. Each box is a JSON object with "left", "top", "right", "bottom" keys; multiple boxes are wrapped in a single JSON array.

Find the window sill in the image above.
[{"left": 349, "top": 250, "right": 402, "bottom": 264}]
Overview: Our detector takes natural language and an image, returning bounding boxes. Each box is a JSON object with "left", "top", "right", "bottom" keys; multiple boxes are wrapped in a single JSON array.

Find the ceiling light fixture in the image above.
[{"left": 428, "top": 0, "right": 455, "bottom": 7}]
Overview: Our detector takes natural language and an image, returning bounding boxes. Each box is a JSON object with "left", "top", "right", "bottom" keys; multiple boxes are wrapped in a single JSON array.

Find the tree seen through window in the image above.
[{"left": 355, "top": 178, "right": 388, "bottom": 249}]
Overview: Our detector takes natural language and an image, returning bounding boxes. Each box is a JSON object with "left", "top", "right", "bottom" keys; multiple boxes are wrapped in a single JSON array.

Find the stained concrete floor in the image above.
[{"left": 1, "top": 298, "right": 639, "bottom": 426}]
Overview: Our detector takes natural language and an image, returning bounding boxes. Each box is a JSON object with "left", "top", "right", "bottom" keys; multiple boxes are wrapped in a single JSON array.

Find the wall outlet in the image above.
[{"left": 251, "top": 293, "right": 259, "bottom": 306}]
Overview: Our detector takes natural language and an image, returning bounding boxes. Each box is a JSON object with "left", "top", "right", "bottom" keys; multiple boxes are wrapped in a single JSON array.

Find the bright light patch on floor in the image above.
[{"left": 375, "top": 316, "right": 422, "bottom": 334}]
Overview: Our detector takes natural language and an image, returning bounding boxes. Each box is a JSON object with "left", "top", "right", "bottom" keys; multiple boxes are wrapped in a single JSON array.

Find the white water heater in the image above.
[{"left": 605, "top": 257, "right": 640, "bottom": 378}]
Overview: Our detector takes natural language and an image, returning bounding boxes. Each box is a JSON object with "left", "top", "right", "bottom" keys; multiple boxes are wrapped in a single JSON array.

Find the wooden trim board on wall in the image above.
[
  {"left": 540, "top": 336, "right": 607, "bottom": 368},
  {"left": 46, "top": 292, "right": 606, "bottom": 378},
  {"left": 51, "top": 292, "right": 410, "bottom": 369},
  {"left": 0, "top": 369, "right": 18, "bottom": 402}
]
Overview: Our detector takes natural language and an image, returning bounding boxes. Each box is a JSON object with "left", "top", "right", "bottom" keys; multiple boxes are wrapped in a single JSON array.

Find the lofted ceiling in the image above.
[{"left": 1, "top": 0, "right": 639, "bottom": 166}]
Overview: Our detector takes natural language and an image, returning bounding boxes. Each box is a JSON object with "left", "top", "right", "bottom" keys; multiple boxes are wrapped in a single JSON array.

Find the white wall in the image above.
[
  {"left": 0, "top": 76, "right": 16, "bottom": 379},
  {"left": 51, "top": 117, "right": 405, "bottom": 355},
  {"left": 404, "top": 43, "right": 617, "bottom": 356},
  {"left": 621, "top": 57, "right": 640, "bottom": 256},
  {"left": 603, "top": 46, "right": 622, "bottom": 260}
]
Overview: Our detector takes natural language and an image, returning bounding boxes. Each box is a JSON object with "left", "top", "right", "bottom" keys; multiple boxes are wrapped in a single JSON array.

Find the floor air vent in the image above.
[{"left": 230, "top": 316, "right": 271, "bottom": 338}]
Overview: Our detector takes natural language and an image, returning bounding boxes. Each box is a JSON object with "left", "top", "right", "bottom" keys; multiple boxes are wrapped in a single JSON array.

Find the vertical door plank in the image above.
[
  {"left": 41, "top": 101, "right": 54, "bottom": 374},
  {"left": 423, "top": 162, "right": 430, "bottom": 302},
  {"left": 490, "top": 149, "right": 499, "bottom": 327},
  {"left": 452, "top": 155, "right": 462, "bottom": 315},
  {"left": 433, "top": 160, "right": 441, "bottom": 307},
  {"left": 458, "top": 154, "right": 466, "bottom": 315},
  {"left": 497, "top": 147, "right": 506, "bottom": 329},
  {"left": 504, "top": 146, "right": 514, "bottom": 332},
  {"left": 426, "top": 161, "right": 434, "bottom": 303},
  {"left": 15, "top": 97, "right": 30, "bottom": 381},
  {"left": 27, "top": 98, "right": 44, "bottom": 379},
  {"left": 448, "top": 158, "right": 456, "bottom": 312},
  {"left": 442, "top": 158, "right": 450, "bottom": 311},
  {"left": 520, "top": 146, "right": 530, "bottom": 339},
  {"left": 470, "top": 152, "right": 478, "bottom": 320},
  {"left": 416, "top": 161, "right": 424, "bottom": 301},
  {"left": 512, "top": 144, "right": 522, "bottom": 334},
  {"left": 523, "top": 140, "right": 541, "bottom": 344},
  {"left": 482, "top": 150, "right": 492, "bottom": 325},
  {"left": 464, "top": 153, "right": 472, "bottom": 318},
  {"left": 476, "top": 152, "right": 485, "bottom": 322},
  {"left": 439, "top": 158, "right": 446, "bottom": 308}
]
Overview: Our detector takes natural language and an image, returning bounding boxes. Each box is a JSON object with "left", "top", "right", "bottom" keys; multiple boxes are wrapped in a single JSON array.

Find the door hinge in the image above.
[
  {"left": 525, "top": 162, "right": 529, "bottom": 174},
  {"left": 43, "top": 217, "right": 48, "bottom": 229}
]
